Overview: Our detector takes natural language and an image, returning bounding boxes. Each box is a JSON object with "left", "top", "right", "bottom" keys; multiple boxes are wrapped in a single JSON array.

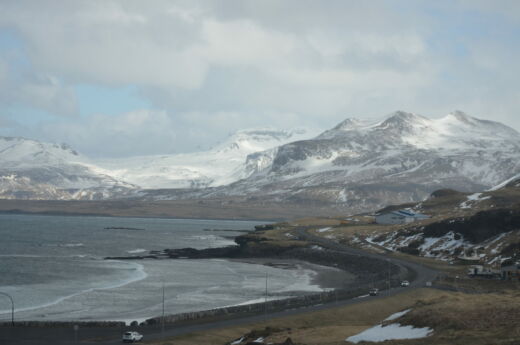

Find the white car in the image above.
[
  {"left": 122, "top": 331, "right": 143, "bottom": 343},
  {"left": 400, "top": 280, "right": 410, "bottom": 287},
  {"left": 369, "top": 288, "right": 379, "bottom": 296}
]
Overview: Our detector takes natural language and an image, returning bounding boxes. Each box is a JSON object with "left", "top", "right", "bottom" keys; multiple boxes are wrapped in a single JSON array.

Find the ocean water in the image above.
[{"left": 0, "top": 214, "right": 324, "bottom": 322}]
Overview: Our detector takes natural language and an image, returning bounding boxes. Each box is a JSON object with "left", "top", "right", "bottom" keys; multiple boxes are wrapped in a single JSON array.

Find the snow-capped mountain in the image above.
[
  {"left": 166, "top": 111, "right": 520, "bottom": 213},
  {"left": 95, "top": 128, "right": 315, "bottom": 189},
  {"left": 2, "top": 111, "right": 520, "bottom": 214},
  {"left": 262, "top": 110, "right": 520, "bottom": 182},
  {"left": 0, "top": 136, "right": 136, "bottom": 199}
]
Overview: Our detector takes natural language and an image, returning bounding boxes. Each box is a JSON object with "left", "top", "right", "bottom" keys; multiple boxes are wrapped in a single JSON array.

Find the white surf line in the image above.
[
  {"left": 127, "top": 248, "right": 147, "bottom": 254},
  {"left": 0, "top": 260, "right": 147, "bottom": 316}
]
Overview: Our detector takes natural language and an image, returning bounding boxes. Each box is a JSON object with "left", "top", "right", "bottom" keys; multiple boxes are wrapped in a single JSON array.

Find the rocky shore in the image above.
[{"left": 101, "top": 226, "right": 414, "bottom": 328}]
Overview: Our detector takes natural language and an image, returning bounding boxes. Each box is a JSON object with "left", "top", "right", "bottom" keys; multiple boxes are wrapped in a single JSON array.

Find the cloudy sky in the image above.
[{"left": 0, "top": 0, "right": 519, "bottom": 157}]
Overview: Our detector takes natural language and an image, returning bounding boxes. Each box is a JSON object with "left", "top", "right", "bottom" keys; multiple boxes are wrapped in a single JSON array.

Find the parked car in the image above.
[
  {"left": 400, "top": 280, "right": 410, "bottom": 287},
  {"left": 122, "top": 331, "right": 143, "bottom": 343},
  {"left": 369, "top": 288, "right": 379, "bottom": 296}
]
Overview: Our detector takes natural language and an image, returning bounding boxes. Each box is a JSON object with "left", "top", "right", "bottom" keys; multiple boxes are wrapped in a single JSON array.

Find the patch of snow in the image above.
[
  {"left": 488, "top": 172, "right": 520, "bottom": 191},
  {"left": 337, "top": 189, "right": 348, "bottom": 203},
  {"left": 460, "top": 192, "right": 491, "bottom": 209},
  {"left": 485, "top": 232, "right": 508, "bottom": 248},
  {"left": 252, "top": 337, "right": 264, "bottom": 343},
  {"left": 346, "top": 323, "right": 433, "bottom": 343},
  {"left": 384, "top": 309, "right": 412, "bottom": 321},
  {"left": 230, "top": 337, "right": 245, "bottom": 345},
  {"left": 317, "top": 227, "right": 332, "bottom": 233},
  {"left": 419, "top": 232, "right": 470, "bottom": 259},
  {"left": 365, "top": 235, "right": 377, "bottom": 244},
  {"left": 488, "top": 256, "right": 501, "bottom": 265}
]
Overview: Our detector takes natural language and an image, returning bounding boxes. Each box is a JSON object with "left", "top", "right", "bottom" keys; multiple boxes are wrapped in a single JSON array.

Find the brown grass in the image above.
[
  {"left": 288, "top": 218, "right": 344, "bottom": 227},
  {"left": 147, "top": 287, "right": 520, "bottom": 345}
]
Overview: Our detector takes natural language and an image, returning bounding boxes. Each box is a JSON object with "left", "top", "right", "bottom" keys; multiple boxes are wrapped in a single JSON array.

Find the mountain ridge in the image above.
[
  {"left": 1, "top": 110, "right": 519, "bottom": 216},
  {"left": 156, "top": 110, "right": 520, "bottom": 215}
]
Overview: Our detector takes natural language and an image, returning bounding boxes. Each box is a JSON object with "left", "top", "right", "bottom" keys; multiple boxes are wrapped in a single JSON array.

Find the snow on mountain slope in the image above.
[
  {"left": 95, "top": 128, "right": 316, "bottom": 189},
  {"left": 0, "top": 136, "right": 81, "bottom": 167},
  {"left": 489, "top": 173, "right": 520, "bottom": 191},
  {"left": 245, "top": 111, "right": 520, "bottom": 184},
  {"left": 173, "top": 111, "right": 520, "bottom": 213},
  {"left": 0, "top": 136, "right": 136, "bottom": 199},
  {"left": 3, "top": 110, "right": 520, "bottom": 211}
]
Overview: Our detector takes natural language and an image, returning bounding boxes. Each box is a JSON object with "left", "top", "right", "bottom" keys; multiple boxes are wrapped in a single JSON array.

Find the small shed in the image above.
[{"left": 375, "top": 209, "right": 429, "bottom": 225}]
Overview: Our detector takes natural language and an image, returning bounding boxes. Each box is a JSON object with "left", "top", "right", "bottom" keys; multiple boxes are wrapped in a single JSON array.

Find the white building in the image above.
[{"left": 375, "top": 209, "right": 429, "bottom": 225}]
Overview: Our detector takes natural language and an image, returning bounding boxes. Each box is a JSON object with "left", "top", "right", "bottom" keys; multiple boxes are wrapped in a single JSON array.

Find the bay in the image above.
[{"left": 0, "top": 214, "right": 325, "bottom": 323}]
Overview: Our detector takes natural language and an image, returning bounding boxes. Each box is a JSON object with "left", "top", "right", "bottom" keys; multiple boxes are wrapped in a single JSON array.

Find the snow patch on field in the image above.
[
  {"left": 317, "top": 227, "right": 332, "bottom": 233},
  {"left": 460, "top": 192, "right": 491, "bottom": 209},
  {"left": 346, "top": 310, "right": 432, "bottom": 343},
  {"left": 346, "top": 323, "right": 433, "bottom": 343},
  {"left": 230, "top": 337, "right": 244, "bottom": 345},
  {"left": 384, "top": 308, "right": 412, "bottom": 321}
]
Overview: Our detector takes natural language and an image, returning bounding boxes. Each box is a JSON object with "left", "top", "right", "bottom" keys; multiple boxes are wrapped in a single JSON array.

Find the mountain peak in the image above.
[
  {"left": 383, "top": 110, "right": 427, "bottom": 123},
  {"left": 377, "top": 111, "right": 430, "bottom": 133},
  {"left": 214, "top": 127, "right": 314, "bottom": 154},
  {"left": 332, "top": 118, "right": 364, "bottom": 131}
]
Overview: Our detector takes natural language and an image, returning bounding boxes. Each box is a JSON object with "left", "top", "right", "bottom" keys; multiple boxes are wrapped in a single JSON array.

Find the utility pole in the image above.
[
  {"left": 387, "top": 259, "right": 391, "bottom": 295},
  {"left": 161, "top": 282, "right": 165, "bottom": 336},
  {"left": 264, "top": 272, "right": 268, "bottom": 317},
  {"left": 0, "top": 292, "right": 14, "bottom": 326},
  {"left": 73, "top": 324, "right": 79, "bottom": 344}
]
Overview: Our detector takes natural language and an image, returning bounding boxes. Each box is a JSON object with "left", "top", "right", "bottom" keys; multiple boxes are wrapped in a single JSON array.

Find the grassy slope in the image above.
[
  {"left": 148, "top": 287, "right": 520, "bottom": 345},
  {"left": 295, "top": 180, "right": 520, "bottom": 266}
]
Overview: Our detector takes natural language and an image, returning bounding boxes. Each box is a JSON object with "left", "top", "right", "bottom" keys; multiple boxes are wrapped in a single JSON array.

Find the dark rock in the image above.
[
  {"left": 423, "top": 208, "right": 520, "bottom": 243},
  {"left": 430, "top": 189, "right": 463, "bottom": 198}
]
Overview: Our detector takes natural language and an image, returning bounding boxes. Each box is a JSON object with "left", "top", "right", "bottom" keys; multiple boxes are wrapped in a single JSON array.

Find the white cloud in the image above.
[
  {"left": 0, "top": 1, "right": 432, "bottom": 94},
  {"left": 38, "top": 110, "right": 178, "bottom": 157},
  {"left": 0, "top": 0, "right": 519, "bottom": 156},
  {"left": 0, "top": 57, "right": 78, "bottom": 117}
]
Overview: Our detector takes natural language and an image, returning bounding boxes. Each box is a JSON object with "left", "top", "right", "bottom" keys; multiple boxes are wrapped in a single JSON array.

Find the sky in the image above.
[{"left": 0, "top": 0, "right": 519, "bottom": 158}]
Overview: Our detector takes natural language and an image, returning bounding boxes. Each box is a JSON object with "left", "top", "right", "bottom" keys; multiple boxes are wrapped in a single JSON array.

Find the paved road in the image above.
[
  {"left": 1, "top": 227, "right": 438, "bottom": 345},
  {"left": 294, "top": 227, "right": 438, "bottom": 288}
]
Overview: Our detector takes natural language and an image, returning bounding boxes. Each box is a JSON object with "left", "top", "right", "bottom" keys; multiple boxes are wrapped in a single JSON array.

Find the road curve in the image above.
[{"left": 294, "top": 227, "right": 438, "bottom": 288}]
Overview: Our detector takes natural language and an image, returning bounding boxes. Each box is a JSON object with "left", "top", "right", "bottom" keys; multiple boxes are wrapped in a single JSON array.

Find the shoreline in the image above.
[
  {"left": 0, "top": 257, "right": 335, "bottom": 325},
  {"left": 0, "top": 220, "right": 409, "bottom": 328},
  {"left": 231, "top": 258, "right": 356, "bottom": 291}
]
